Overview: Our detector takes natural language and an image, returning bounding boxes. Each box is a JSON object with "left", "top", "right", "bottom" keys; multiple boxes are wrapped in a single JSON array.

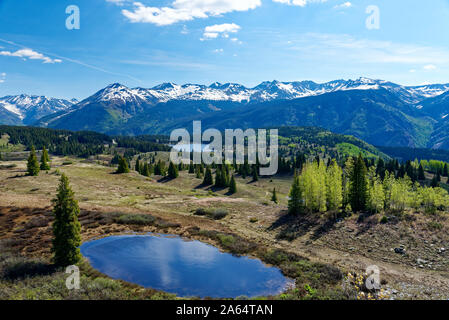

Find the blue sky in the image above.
[{"left": 1, "top": 0, "right": 449, "bottom": 99}]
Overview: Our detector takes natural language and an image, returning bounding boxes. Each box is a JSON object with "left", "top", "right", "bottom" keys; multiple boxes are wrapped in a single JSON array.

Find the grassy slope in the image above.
[{"left": 0, "top": 154, "right": 448, "bottom": 300}]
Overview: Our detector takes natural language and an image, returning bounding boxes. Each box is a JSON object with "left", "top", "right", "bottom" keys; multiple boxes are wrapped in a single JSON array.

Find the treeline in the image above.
[
  {"left": 0, "top": 126, "right": 171, "bottom": 159},
  {"left": 378, "top": 146, "right": 449, "bottom": 163},
  {"left": 288, "top": 155, "right": 449, "bottom": 216},
  {"left": 0, "top": 125, "right": 110, "bottom": 157},
  {"left": 114, "top": 135, "right": 171, "bottom": 154},
  {"left": 276, "top": 126, "right": 385, "bottom": 159}
]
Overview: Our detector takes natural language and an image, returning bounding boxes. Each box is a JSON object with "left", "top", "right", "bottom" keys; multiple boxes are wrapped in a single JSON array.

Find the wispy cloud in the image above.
[
  {"left": 0, "top": 48, "right": 62, "bottom": 64},
  {"left": 0, "top": 72, "right": 5, "bottom": 83},
  {"left": 121, "top": 53, "right": 215, "bottom": 70},
  {"left": 272, "top": 0, "right": 327, "bottom": 7},
  {"left": 105, "top": 0, "right": 130, "bottom": 6},
  {"left": 287, "top": 33, "right": 449, "bottom": 66},
  {"left": 0, "top": 38, "right": 141, "bottom": 82},
  {"left": 201, "top": 23, "right": 241, "bottom": 40},
  {"left": 121, "top": 0, "right": 261, "bottom": 26},
  {"left": 334, "top": 2, "right": 352, "bottom": 9}
]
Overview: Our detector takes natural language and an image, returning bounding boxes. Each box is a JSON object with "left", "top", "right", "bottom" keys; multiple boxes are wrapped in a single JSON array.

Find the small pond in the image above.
[
  {"left": 80, "top": 234, "right": 293, "bottom": 298},
  {"left": 170, "top": 143, "right": 211, "bottom": 153}
]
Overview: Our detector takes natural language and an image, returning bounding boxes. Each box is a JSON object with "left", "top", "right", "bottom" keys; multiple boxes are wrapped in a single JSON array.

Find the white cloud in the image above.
[
  {"left": 213, "top": 48, "right": 224, "bottom": 53},
  {"left": 272, "top": 0, "right": 327, "bottom": 7},
  {"left": 0, "top": 48, "right": 62, "bottom": 64},
  {"left": 0, "top": 72, "right": 5, "bottom": 83},
  {"left": 121, "top": 0, "right": 261, "bottom": 26},
  {"left": 423, "top": 64, "right": 437, "bottom": 70},
  {"left": 201, "top": 23, "right": 240, "bottom": 40},
  {"left": 334, "top": 2, "right": 352, "bottom": 9}
]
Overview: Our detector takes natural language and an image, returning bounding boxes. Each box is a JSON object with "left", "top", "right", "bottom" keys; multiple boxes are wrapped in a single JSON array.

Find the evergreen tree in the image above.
[
  {"left": 27, "top": 145, "right": 40, "bottom": 176},
  {"left": 154, "top": 160, "right": 166, "bottom": 176},
  {"left": 40, "top": 146, "right": 51, "bottom": 171},
  {"left": 436, "top": 171, "right": 441, "bottom": 182},
  {"left": 189, "top": 162, "right": 195, "bottom": 174},
  {"left": 195, "top": 166, "right": 202, "bottom": 179},
  {"left": 271, "top": 188, "right": 278, "bottom": 204},
  {"left": 376, "top": 158, "right": 386, "bottom": 180},
  {"left": 135, "top": 159, "right": 140, "bottom": 172},
  {"left": 349, "top": 154, "right": 368, "bottom": 212},
  {"left": 405, "top": 160, "right": 416, "bottom": 182},
  {"left": 215, "top": 167, "right": 223, "bottom": 187},
  {"left": 116, "top": 156, "right": 130, "bottom": 174},
  {"left": 252, "top": 165, "right": 259, "bottom": 182},
  {"left": 288, "top": 172, "right": 303, "bottom": 215},
  {"left": 229, "top": 175, "right": 237, "bottom": 194},
  {"left": 168, "top": 161, "right": 179, "bottom": 179},
  {"left": 221, "top": 165, "right": 229, "bottom": 187},
  {"left": 430, "top": 175, "right": 440, "bottom": 188},
  {"left": 443, "top": 163, "right": 449, "bottom": 177},
  {"left": 418, "top": 164, "right": 426, "bottom": 180},
  {"left": 52, "top": 174, "right": 81, "bottom": 266},
  {"left": 142, "top": 162, "right": 151, "bottom": 177},
  {"left": 203, "top": 167, "right": 213, "bottom": 185}
]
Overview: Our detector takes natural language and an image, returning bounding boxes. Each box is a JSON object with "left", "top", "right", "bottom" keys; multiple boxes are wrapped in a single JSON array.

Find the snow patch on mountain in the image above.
[{"left": 0, "top": 94, "right": 76, "bottom": 124}]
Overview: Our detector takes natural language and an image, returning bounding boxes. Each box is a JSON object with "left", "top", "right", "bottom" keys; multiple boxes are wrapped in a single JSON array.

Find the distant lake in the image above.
[
  {"left": 170, "top": 143, "right": 211, "bottom": 153},
  {"left": 80, "top": 234, "right": 293, "bottom": 298}
]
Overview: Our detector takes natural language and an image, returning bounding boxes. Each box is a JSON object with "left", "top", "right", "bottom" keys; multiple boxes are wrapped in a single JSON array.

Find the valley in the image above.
[{"left": 0, "top": 126, "right": 448, "bottom": 300}]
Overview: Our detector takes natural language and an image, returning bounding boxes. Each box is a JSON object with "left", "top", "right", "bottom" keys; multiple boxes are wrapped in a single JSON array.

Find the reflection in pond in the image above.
[{"left": 81, "top": 234, "right": 293, "bottom": 298}]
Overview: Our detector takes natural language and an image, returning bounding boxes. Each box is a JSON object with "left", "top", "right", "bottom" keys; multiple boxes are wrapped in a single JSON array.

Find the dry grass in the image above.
[{"left": 0, "top": 155, "right": 449, "bottom": 299}]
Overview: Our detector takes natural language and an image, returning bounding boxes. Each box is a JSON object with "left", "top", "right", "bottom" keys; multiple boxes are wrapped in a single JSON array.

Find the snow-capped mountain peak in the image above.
[
  {"left": 81, "top": 78, "right": 449, "bottom": 106},
  {"left": 3, "top": 78, "right": 449, "bottom": 128},
  {"left": 0, "top": 94, "right": 76, "bottom": 125}
]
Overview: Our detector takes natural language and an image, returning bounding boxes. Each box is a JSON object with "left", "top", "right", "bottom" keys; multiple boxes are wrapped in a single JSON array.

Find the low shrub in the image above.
[
  {"left": 209, "top": 209, "right": 228, "bottom": 220},
  {"left": 0, "top": 164, "right": 17, "bottom": 170},
  {"left": 428, "top": 221, "right": 443, "bottom": 230},
  {"left": 194, "top": 208, "right": 207, "bottom": 216},
  {"left": 193, "top": 208, "right": 228, "bottom": 220},
  {"left": 103, "top": 212, "right": 180, "bottom": 229}
]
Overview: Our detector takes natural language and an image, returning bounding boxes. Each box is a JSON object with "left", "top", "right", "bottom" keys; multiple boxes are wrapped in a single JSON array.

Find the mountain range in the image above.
[
  {"left": 2, "top": 77, "right": 449, "bottom": 149},
  {"left": 0, "top": 95, "right": 77, "bottom": 125}
]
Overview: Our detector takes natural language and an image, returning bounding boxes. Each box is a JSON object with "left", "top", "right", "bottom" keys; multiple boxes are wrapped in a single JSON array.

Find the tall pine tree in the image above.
[
  {"left": 252, "top": 165, "right": 259, "bottom": 182},
  {"left": 52, "top": 174, "right": 81, "bottom": 266},
  {"left": 27, "top": 145, "right": 40, "bottom": 176},
  {"left": 418, "top": 164, "right": 426, "bottom": 180},
  {"left": 203, "top": 166, "right": 213, "bottom": 185},
  {"left": 229, "top": 175, "right": 237, "bottom": 194},
  {"left": 349, "top": 154, "right": 368, "bottom": 212},
  {"left": 40, "top": 146, "right": 50, "bottom": 171},
  {"left": 168, "top": 161, "right": 179, "bottom": 179},
  {"left": 288, "top": 171, "right": 303, "bottom": 215}
]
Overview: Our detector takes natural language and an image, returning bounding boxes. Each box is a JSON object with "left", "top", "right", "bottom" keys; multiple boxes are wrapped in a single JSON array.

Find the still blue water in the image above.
[
  {"left": 80, "top": 234, "right": 293, "bottom": 298},
  {"left": 171, "top": 143, "right": 211, "bottom": 152}
]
